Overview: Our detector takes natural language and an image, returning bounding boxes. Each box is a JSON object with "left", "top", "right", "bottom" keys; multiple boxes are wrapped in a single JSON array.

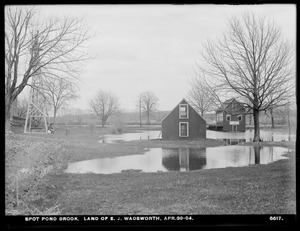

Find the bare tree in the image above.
[
  {"left": 138, "top": 91, "right": 159, "bottom": 125},
  {"left": 188, "top": 74, "right": 218, "bottom": 116},
  {"left": 200, "top": 13, "right": 295, "bottom": 142},
  {"left": 73, "top": 108, "right": 85, "bottom": 125},
  {"left": 43, "top": 77, "right": 79, "bottom": 127},
  {"left": 89, "top": 90, "right": 120, "bottom": 128},
  {"left": 5, "top": 6, "right": 92, "bottom": 132}
]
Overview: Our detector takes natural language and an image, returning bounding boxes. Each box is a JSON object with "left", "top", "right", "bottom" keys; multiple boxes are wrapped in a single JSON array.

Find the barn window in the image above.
[
  {"left": 226, "top": 115, "right": 231, "bottom": 121},
  {"left": 179, "top": 122, "right": 189, "bottom": 137},
  {"left": 238, "top": 115, "right": 242, "bottom": 121},
  {"left": 179, "top": 104, "right": 188, "bottom": 119}
]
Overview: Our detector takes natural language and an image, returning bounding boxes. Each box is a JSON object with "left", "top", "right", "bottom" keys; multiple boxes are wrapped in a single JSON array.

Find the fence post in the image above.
[{"left": 16, "top": 173, "right": 19, "bottom": 209}]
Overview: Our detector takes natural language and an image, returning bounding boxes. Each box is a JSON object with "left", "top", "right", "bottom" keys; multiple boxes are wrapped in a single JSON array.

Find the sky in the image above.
[{"left": 17, "top": 4, "right": 296, "bottom": 113}]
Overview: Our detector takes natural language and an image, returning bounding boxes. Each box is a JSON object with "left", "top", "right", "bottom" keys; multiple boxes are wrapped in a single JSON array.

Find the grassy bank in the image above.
[
  {"left": 5, "top": 133, "right": 69, "bottom": 215},
  {"left": 5, "top": 125, "right": 296, "bottom": 215}
]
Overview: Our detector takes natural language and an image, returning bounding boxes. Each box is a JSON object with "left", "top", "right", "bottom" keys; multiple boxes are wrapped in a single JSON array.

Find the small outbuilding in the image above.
[
  {"left": 213, "top": 98, "right": 246, "bottom": 132},
  {"left": 161, "top": 99, "right": 206, "bottom": 140}
]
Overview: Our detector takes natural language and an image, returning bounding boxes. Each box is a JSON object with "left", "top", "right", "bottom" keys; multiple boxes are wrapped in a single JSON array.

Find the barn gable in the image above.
[{"left": 162, "top": 99, "right": 205, "bottom": 123}]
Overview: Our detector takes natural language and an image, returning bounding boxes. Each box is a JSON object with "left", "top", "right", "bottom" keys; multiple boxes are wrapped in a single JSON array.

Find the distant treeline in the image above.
[
  {"left": 52, "top": 110, "right": 169, "bottom": 126},
  {"left": 49, "top": 109, "right": 296, "bottom": 127}
]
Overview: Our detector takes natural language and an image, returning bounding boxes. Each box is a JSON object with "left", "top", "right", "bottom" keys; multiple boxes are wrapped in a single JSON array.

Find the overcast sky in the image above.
[{"left": 32, "top": 4, "right": 296, "bottom": 112}]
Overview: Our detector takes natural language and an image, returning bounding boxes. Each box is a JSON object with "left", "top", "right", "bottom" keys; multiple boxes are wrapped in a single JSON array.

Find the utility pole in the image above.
[{"left": 139, "top": 97, "right": 142, "bottom": 128}]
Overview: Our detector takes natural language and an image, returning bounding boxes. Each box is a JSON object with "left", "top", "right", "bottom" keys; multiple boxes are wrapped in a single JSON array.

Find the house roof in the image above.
[
  {"left": 222, "top": 98, "right": 235, "bottom": 108},
  {"left": 216, "top": 98, "right": 244, "bottom": 112},
  {"left": 161, "top": 98, "right": 205, "bottom": 122}
]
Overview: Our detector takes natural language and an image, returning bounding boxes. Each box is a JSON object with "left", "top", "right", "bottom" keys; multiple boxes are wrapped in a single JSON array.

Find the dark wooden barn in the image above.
[
  {"left": 211, "top": 98, "right": 246, "bottom": 132},
  {"left": 161, "top": 99, "right": 206, "bottom": 140}
]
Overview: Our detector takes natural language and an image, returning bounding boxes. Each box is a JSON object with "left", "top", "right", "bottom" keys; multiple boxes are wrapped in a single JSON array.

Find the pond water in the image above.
[
  {"left": 99, "top": 130, "right": 160, "bottom": 144},
  {"left": 207, "top": 129, "right": 295, "bottom": 142},
  {"left": 98, "top": 129, "right": 295, "bottom": 144},
  {"left": 65, "top": 146, "right": 289, "bottom": 174}
]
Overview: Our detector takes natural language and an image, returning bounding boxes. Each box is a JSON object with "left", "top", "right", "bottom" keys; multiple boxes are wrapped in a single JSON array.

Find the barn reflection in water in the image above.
[{"left": 161, "top": 148, "right": 206, "bottom": 171}]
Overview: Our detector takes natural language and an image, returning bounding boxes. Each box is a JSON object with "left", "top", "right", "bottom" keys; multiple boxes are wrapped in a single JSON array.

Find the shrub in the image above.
[{"left": 111, "top": 120, "right": 126, "bottom": 134}]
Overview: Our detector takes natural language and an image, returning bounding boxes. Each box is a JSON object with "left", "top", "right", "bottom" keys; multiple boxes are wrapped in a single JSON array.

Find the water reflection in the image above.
[
  {"left": 162, "top": 148, "right": 207, "bottom": 171},
  {"left": 223, "top": 139, "right": 246, "bottom": 145},
  {"left": 65, "top": 146, "right": 289, "bottom": 174}
]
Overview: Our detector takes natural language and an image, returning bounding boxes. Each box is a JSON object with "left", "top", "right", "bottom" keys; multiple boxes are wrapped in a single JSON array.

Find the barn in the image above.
[
  {"left": 161, "top": 99, "right": 206, "bottom": 140},
  {"left": 213, "top": 98, "right": 246, "bottom": 132}
]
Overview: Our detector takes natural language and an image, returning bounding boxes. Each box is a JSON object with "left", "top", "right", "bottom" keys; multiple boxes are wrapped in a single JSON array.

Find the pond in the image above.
[
  {"left": 99, "top": 130, "right": 160, "bottom": 144},
  {"left": 98, "top": 129, "right": 295, "bottom": 144},
  {"left": 207, "top": 129, "right": 295, "bottom": 142},
  {"left": 65, "top": 146, "right": 289, "bottom": 174}
]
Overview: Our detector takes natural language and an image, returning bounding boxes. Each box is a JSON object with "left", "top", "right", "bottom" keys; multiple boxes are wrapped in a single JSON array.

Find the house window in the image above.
[
  {"left": 226, "top": 115, "right": 231, "bottom": 121},
  {"left": 238, "top": 115, "right": 242, "bottom": 121},
  {"left": 179, "top": 104, "right": 188, "bottom": 119},
  {"left": 216, "top": 113, "right": 223, "bottom": 122},
  {"left": 179, "top": 122, "right": 189, "bottom": 137}
]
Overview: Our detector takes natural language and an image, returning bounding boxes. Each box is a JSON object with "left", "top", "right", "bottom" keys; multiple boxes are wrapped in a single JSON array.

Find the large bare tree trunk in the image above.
[
  {"left": 253, "top": 110, "right": 260, "bottom": 142},
  {"left": 270, "top": 107, "right": 275, "bottom": 128}
]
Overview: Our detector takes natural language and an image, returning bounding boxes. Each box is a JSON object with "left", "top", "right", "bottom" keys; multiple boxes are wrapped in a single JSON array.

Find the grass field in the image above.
[{"left": 5, "top": 125, "right": 296, "bottom": 215}]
